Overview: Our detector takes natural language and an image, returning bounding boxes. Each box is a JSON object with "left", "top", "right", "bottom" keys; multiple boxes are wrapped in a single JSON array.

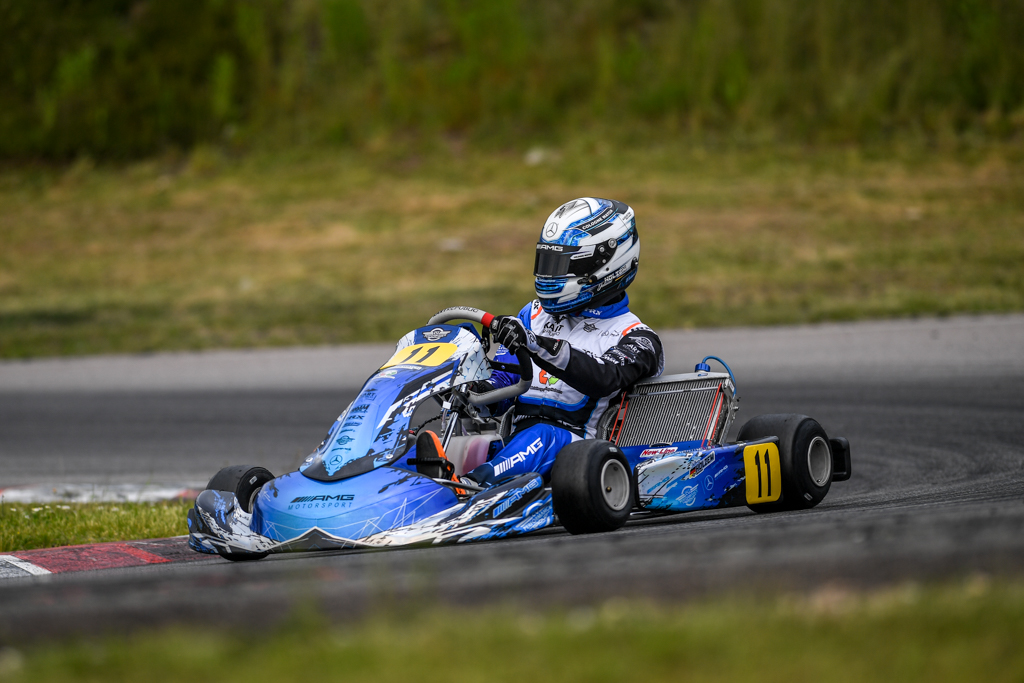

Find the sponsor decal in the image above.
[
  {"left": 604, "top": 348, "right": 630, "bottom": 364},
  {"left": 538, "top": 370, "right": 560, "bottom": 386},
  {"left": 288, "top": 493, "right": 355, "bottom": 510},
  {"left": 687, "top": 452, "right": 716, "bottom": 479},
  {"left": 704, "top": 474, "right": 714, "bottom": 491},
  {"left": 492, "top": 477, "right": 541, "bottom": 517},
  {"left": 537, "top": 244, "right": 564, "bottom": 251},
  {"left": 631, "top": 336, "right": 655, "bottom": 354},
  {"left": 713, "top": 464, "right": 730, "bottom": 479},
  {"left": 493, "top": 437, "right": 544, "bottom": 477},
  {"left": 291, "top": 494, "right": 354, "bottom": 503},
  {"left": 641, "top": 446, "right": 678, "bottom": 458},
  {"left": 571, "top": 206, "right": 615, "bottom": 233},
  {"left": 541, "top": 320, "right": 564, "bottom": 335},
  {"left": 681, "top": 485, "right": 699, "bottom": 507},
  {"left": 543, "top": 222, "right": 560, "bottom": 239},
  {"left": 375, "top": 369, "right": 398, "bottom": 380},
  {"left": 582, "top": 321, "right": 598, "bottom": 333},
  {"left": 422, "top": 327, "right": 451, "bottom": 342},
  {"left": 515, "top": 508, "right": 553, "bottom": 532}
]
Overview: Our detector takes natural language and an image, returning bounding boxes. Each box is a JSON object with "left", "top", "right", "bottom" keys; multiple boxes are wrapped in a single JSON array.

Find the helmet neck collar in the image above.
[{"left": 543, "top": 293, "right": 628, "bottom": 320}]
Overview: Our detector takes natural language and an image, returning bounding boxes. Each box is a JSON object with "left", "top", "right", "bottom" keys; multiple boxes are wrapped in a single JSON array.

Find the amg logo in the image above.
[
  {"left": 493, "top": 437, "right": 544, "bottom": 477},
  {"left": 290, "top": 494, "right": 355, "bottom": 503}
]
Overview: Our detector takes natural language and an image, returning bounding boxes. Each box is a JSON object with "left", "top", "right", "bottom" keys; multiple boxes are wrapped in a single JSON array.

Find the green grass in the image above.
[
  {"left": 0, "top": 501, "right": 192, "bottom": 552},
  {"left": 0, "top": 579, "right": 1021, "bottom": 682},
  {"left": 6, "top": 1, "right": 1024, "bottom": 158},
  {"left": 1, "top": 141, "right": 1023, "bottom": 358}
]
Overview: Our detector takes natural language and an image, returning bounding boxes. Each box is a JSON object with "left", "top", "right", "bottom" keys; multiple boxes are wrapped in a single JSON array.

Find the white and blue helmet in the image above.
[{"left": 534, "top": 197, "right": 640, "bottom": 315}]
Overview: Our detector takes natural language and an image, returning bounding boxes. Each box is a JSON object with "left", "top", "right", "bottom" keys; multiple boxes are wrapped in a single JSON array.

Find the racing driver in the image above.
[{"left": 416, "top": 197, "right": 664, "bottom": 487}]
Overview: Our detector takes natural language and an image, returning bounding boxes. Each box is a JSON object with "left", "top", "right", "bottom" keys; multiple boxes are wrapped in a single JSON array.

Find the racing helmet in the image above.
[{"left": 534, "top": 197, "right": 639, "bottom": 315}]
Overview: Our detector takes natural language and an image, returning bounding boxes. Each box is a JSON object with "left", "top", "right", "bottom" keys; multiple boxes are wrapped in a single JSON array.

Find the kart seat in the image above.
[{"left": 445, "top": 434, "right": 500, "bottom": 476}]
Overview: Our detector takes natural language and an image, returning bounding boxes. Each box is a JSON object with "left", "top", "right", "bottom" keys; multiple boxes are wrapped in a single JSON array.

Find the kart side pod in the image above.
[{"left": 632, "top": 414, "right": 851, "bottom": 515}]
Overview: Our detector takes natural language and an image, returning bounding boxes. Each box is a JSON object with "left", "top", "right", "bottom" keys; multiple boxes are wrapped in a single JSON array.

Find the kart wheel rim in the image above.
[
  {"left": 247, "top": 486, "right": 263, "bottom": 513},
  {"left": 807, "top": 436, "right": 831, "bottom": 487},
  {"left": 600, "top": 459, "right": 630, "bottom": 511}
]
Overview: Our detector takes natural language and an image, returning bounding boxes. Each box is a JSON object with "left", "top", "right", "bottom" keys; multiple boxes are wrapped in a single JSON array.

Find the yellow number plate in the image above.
[
  {"left": 743, "top": 442, "right": 782, "bottom": 504},
  {"left": 380, "top": 343, "right": 458, "bottom": 369}
]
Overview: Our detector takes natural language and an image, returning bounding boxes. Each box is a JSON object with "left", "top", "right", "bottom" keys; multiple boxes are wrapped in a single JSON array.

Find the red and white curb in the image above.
[
  {"left": 0, "top": 537, "right": 208, "bottom": 580},
  {"left": 0, "top": 483, "right": 201, "bottom": 504}
]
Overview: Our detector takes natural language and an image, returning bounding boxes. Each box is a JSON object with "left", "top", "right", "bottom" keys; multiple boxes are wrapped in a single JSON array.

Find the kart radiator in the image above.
[{"left": 598, "top": 372, "right": 737, "bottom": 448}]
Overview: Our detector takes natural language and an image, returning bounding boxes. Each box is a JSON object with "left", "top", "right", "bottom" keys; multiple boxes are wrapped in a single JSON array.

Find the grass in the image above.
[
  {"left": 0, "top": 501, "right": 192, "bottom": 553},
  {"left": 0, "top": 578, "right": 1021, "bottom": 682},
  {"left": 1, "top": 140, "right": 1023, "bottom": 359},
  {"left": 7, "top": 1, "right": 1024, "bottom": 158}
]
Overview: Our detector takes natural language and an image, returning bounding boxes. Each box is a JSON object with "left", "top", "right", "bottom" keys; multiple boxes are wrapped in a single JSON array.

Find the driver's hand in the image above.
[{"left": 492, "top": 316, "right": 539, "bottom": 354}]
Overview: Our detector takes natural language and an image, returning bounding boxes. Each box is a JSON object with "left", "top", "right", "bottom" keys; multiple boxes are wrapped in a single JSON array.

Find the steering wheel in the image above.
[{"left": 427, "top": 307, "right": 533, "bottom": 406}]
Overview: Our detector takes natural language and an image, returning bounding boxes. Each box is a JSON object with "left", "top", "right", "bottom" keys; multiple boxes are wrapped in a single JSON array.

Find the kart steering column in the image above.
[{"left": 427, "top": 307, "right": 533, "bottom": 406}]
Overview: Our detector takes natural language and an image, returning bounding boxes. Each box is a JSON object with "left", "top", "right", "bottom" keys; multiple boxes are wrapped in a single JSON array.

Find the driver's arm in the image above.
[
  {"left": 529, "top": 328, "right": 663, "bottom": 397},
  {"left": 493, "top": 315, "right": 663, "bottom": 397}
]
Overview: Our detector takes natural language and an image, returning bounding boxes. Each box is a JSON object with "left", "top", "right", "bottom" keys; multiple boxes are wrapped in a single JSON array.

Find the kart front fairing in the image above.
[
  {"left": 187, "top": 322, "right": 557, "bottom": 555},
  {"left": 301, "top": 323, "right": 491, "bottom": 481}
]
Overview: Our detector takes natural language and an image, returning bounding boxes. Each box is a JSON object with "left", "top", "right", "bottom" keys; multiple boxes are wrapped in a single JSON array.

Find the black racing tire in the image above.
[
  {"left": 204, "top": 465, "right": 274, "bottom": 561},
  {"left": 551, "top": 440, "right": 632, "bottom": 535},
  {"left": 206, "top": 465, "right": 274, "bottom": 513},
  {"left": 737, "top": 414, "right": 832, "bottom": 514}
]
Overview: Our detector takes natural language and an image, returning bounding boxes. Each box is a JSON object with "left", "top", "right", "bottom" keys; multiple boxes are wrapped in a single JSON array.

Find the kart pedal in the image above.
[{"left": 408, "top": 431, "right": 456, "bottom": 480}]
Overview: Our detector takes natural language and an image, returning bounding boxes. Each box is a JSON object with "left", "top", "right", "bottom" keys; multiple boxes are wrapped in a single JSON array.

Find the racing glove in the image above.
[{"left": 491, "top": 316, "right": 570, "bottom": 371}]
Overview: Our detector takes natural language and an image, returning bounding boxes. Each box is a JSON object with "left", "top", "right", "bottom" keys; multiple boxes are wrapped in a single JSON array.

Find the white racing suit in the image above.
[{"left": 467, "top": 294, "right": 664, "bottom": 485}]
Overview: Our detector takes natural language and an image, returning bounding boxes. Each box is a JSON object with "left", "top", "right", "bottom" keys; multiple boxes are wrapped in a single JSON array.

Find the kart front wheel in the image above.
[
  {"left": 737, "top": 414, "right": 832, "bottom": 513},
  {"left": 204, "top": 464, "right": 274, "bottom": 561},
  {"left": 551, "top": 440, "right": 632, "bottom": 534}
]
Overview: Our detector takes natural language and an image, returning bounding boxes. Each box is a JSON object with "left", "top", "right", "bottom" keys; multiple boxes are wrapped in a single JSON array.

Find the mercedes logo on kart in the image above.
[{"left": 423, "top": 327, "right": 451, "bottom": 342}]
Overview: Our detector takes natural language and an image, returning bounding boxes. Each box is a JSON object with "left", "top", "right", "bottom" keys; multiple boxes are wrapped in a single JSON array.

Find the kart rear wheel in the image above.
[
  {"left": 204, "top": 465, "right": 274, "bottom": 561},
  {"left": 551, "top": 440, "right": 632, "bottom": 534},
  {"left": 737, "top": 414, "right": 832, "bottom": 513}
]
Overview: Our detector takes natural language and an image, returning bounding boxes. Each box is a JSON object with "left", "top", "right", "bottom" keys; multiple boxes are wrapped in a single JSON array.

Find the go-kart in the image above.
[{"left": 187, "top": 307, "right": 852, "bottom": 560}]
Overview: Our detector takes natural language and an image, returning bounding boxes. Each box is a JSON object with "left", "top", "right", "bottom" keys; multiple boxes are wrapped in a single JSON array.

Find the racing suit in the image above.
[{"left": 466, "top": 294, "right": 664, "bottom": 485}]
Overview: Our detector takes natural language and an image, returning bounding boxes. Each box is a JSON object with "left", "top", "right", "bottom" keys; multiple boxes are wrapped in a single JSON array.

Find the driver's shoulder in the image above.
[{"left": 518, "top": 300, "right": 542, "bottom": 329}]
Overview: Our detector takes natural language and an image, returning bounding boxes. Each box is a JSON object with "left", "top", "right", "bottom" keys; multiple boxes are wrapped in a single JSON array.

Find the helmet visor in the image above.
[{"left": 534, "top": 245, "right": 602, "bottom": 278}]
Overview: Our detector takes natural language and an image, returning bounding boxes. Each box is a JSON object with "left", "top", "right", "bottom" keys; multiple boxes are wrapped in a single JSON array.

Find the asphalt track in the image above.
[{"left": 1, "top": 314, "right": 1022, "bottom": 642}]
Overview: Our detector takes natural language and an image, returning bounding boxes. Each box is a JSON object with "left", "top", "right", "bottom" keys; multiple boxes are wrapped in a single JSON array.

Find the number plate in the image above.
[
  {"left": 743, "top": 442, "right": 782, "bottom": 504},
  {"left": 380, "top": 343, "right": 458, "bottom": 369}
]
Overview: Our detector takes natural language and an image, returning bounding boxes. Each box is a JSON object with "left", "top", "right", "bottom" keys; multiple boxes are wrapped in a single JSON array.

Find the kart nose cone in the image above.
[{"left": 252, "top": 468, "right": 458, "bottom": 543}]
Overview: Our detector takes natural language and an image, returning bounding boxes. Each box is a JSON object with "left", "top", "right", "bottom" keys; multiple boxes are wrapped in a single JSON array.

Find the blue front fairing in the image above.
[
  {"left": 298, "top": 323, "right": 489, "bottom": 483},
  {"left": 300, "top": 362, "right": 457, "bottom": 481},
  {"left": 253, "top": 467, "right": 460, "bottom": 542}
]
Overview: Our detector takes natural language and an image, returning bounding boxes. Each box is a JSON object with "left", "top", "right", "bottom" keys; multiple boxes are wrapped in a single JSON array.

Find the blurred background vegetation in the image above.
[
  {"left": 3, "top": 0, "right": 1024, "bottom": 159},
  {"left": 0, "top": 0, "right": 1022, "bottom": 357}
]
